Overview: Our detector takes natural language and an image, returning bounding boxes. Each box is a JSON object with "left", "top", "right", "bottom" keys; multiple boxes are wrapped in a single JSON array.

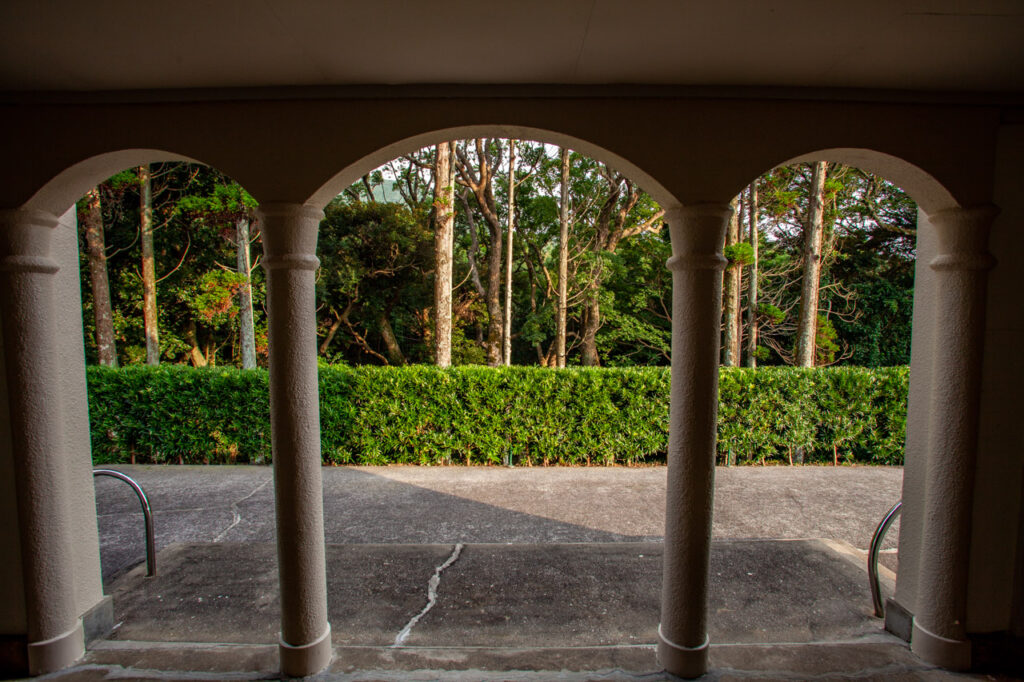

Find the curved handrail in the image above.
[
  {"left": 93, "top": 469, "right": 156, "bottom": 577},
  {"left": 868, "top": 499, "right": 901, "bottom": 618}
]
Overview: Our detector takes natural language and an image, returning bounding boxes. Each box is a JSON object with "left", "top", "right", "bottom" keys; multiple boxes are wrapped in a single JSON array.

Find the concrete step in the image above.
[{"left": 64, "top": 637, "right": 995, "bottom": 680}]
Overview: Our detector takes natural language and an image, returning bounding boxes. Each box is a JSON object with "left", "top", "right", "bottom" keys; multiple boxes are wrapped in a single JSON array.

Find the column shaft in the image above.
[
  {"left": 259, "top": 203, "right": 332, "bottom": 676},
  {"left": 911, "top": 205, "right": 998, "bottom": 670},
  {"left": 658, "top": 204, "right": 730, "bottom": 679},
  {"left": 0, "top": 209, "right": 84, "bottom": 674}
]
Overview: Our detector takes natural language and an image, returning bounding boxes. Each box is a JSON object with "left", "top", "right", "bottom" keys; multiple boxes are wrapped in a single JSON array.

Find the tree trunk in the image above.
[
  {"left": 796, "top": 161, "right": 827, "bottom": 367},
  {"left": 722, "top": 198, "right": 741, "bottom": 366},
  {"left": 81, "top": 186, "right": 118, "bottom": 366},
  {"left": 526, "top": 254, "right": 545, "bottom": 365},
  {"left": 503, "top": 139, "right": 516, "bottom": 366},
  {"left": 580, "top": 286, "right": 600, "bottom": 366},
  {"left": 732, "top": 199, "right": 745, "bottom": 362},
  {"left": 485, "top": 226, "right": 503, "bottom": 366},
  {"left": 433, "top": 142, "right": 455, "bottom": 367},
  {"left": 236, "top": 217, "right": 257, "bottom": 369},
  {"left": 319, "top": 314, "right": 342, "bottom": 356},
  {"left": 745, "top": 182, "right": 759, "bottom": 368},
  {"left": 378, "top": 313, "right": 406, "bottom": 365},
  {"left": 556, "top": 147, "right": 570, "bottom": 368},
  {"left": 139, "top": 164, "right": 160, "bottom": 365},
  {"left": 186, "top": 320, "right": 207, "bottom": 367},
  {"left": 454, "top": 140, "right": 503, "bottom": 367}
]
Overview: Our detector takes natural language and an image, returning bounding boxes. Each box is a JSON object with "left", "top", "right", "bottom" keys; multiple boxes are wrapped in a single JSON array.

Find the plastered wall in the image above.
[{"left": 967, "top": 123, "right": 1024, "bottom": 632}]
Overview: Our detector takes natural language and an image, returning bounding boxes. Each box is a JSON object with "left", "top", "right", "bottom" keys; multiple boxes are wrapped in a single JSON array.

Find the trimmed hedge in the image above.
[{"left": 86, "top": 365, "right": 908, "bottom": 466}]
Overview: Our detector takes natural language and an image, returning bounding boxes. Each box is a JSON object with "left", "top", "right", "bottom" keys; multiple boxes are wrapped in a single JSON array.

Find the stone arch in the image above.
[{"left": 304, "top": 125, "right": 683, "bottom": 212}]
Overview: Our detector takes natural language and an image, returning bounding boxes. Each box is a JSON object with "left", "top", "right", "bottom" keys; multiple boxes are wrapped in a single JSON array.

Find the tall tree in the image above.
[
  {"left": 745, "top": 182, "right": 760, "bottom": 368},
  {"left": 139, "top": 164, "right": 160, "bottom": 365},
  {"left": 556, "top": 147, "right": 570, "bottom": 369},
  {"left": 721, "top": 197, "right": 741, "bottom": 366},
  {"left": 80, "top": 186, "right": 119, "bottom": 366},
  {"left": 795, "top": 161, "right": 827, "bottom": 367},
  {"left": 432, "top": 141, "right": 455, "bottom": 367},
  {"left": 79, "top": 186, "right": 118, "bottom": 364},
  {"left": 503, "top": 139, "right": 517, "bottom": 366},
  {"left": 235, "top": 216, "right": 257, "bottom": 369}
]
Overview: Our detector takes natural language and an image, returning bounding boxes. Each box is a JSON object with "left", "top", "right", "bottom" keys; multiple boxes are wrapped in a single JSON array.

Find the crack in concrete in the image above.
[
  {"left": 213, "top": 478, "right": 272, "bottom": 543},
  {"left": 393, "top": 543, "right": 464, "bottom": 647}
]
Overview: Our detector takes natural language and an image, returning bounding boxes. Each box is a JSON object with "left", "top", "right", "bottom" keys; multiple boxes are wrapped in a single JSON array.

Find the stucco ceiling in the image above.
[{"left": 1, "top": 1, "right": 1022, "bottom": 93}]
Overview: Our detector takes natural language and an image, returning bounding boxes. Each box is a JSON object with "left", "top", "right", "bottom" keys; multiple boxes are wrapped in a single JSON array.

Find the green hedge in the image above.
[{"left": 86, "top": 365, "right": 908, "bottom": 466}]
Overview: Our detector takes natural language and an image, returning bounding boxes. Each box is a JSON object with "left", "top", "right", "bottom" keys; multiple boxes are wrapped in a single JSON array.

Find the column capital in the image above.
[
  {"left": 0, "top": 208, "right": 61, "bottom": 274},
  {"left": 665, "top": 204, "right": 731, "bottom": 272},
  {"left": 928, "top": 204, "right": 999, "bottom": 273},
  {"left": 257, "top": 203, "right": 323, "bottom": 271}
]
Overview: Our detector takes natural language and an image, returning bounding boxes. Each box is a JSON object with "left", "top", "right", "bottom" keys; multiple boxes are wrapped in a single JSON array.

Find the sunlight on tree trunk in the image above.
[
  {"left": 557, "top": 147, "right": 570, "bottom": 369},
  {"left": 745, "top": 182, "right": 759, "bottom": 368},
  {"left": 796, "top": 161, "right": 827, "bottom": 367},
  {"left": 236, "top": 217, "right": 256, "bottom": 369},
  {"left": 433, "top": 142, "right": 455, "bottom": 367},
  {"left": 503, "top": 139, "right": 517, "bottom": 366},
  {"left": 722, "top": 197, "right": 741, "bottom": 366},
  {"left": 139, "top": 164, "right": 160, "bottom": 366}
]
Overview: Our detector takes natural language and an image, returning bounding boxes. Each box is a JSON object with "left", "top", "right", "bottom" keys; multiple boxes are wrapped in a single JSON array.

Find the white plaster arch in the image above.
[
  {"left": 771, "top": 148, "right": 961, "bottom": 215},
  {"left": 23, "top": 149, "right": 230, "bottom": 217},
  {"left": 305, "top": 125, "right": 684, "bottom": 212}
]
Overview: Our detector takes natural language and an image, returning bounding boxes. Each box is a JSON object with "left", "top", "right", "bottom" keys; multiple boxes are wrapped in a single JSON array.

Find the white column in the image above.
[
  {"left": 258, "top": 203, "right": 332, "bottom": 676},
  {"left": 0, "top": 209, "right": 85, "bottom": 674},
  {"left": 658, "top": 204, "right": 730, "bottom": 679},
  {"left": 911, "top": 205, "right": 998, "bottom": 670}
]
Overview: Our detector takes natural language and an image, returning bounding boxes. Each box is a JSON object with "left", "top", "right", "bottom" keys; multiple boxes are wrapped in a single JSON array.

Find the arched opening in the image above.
[
  {"left": 6, "top": 150, "right": 275, "bottom": 656},
  {"left": 721, "top": 146, "right": 978, "bottom": 659},
  {"left": 307, "top": 135, "right": 676, "bottom": 658}
]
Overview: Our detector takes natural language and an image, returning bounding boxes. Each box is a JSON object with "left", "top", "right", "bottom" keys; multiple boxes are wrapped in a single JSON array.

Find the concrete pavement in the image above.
[
  {"left": 93, "top": 465, "right": 903, "bottom": 582},
  {"left": 60, "top": 465, "right": 938, "bottom": 681}
]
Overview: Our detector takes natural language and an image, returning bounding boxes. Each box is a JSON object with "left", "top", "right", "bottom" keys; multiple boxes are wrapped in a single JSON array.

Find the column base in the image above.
[
  {"left": 883, "top": 597, "right": 913, "bottom": 642},
  {"left": 657, "top": 625, "right": 709, "bottom": 678},
  {"left": 27, "top": 620, "right": 84, "bottom": 675},
  {"left": 279, "top": 625, "right": 332, "bottom": 677},
  {"left": 911, "top": 620, "right": 971, "bottom": 671},
  {"left": 82, "top": 595, "right": 114, "bottom": 644}
]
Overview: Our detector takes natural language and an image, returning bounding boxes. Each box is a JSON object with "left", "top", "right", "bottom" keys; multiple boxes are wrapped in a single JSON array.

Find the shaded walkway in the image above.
[
  {"left": 57, "top": 465, "right": 956, "bottom": 680},
  {"left": 93, "top": 465, "right": 903, "bottom": 582}
]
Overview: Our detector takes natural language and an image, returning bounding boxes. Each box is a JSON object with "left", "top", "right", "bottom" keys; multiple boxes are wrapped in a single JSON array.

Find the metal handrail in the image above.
[
  {"left": 868, "top": 499, "right": 901, "bottom": 618},
  {"left": 93, "top": 469, "right": 156, "bottom": 577}
]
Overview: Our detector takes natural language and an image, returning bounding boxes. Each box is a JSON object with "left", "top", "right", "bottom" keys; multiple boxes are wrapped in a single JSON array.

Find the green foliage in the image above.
[
  {"left": 723, "top": 242, "right": 755, "bottom": 266},
  {"left": 87, "top": 365, "right": 908, "bottom": 466},
  {"left": 316, "top": 200, "right": 434, "bottom": 363},
  {"left": 80, "top": 163, "right": 266, "bottom": 368},
  {"left": 87, "top": 365, "right": 271, "bottom": 464},
  {"left": 754, "top": 164, "right": 917, "bottom": 367},
  {"left": 77, "top": 149, "right": 917, "bottom": 372},
  {"left": 758, "top": 303, "right": 785, "bottom": 325}
]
